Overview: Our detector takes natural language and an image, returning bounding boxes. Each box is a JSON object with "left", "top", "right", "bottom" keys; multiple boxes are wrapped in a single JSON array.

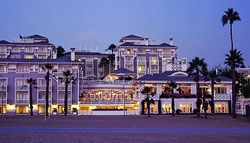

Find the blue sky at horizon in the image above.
[{"left": 0, "top": 0, "right": 249, "bottom": 68}]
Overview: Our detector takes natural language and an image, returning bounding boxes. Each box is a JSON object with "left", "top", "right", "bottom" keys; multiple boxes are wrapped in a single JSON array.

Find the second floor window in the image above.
[
  {"left": 0, "top": 65, "right": 6, "bottom": 72},
  {"left": 17, "top": 65, "right": 29, "bottom": 73}
]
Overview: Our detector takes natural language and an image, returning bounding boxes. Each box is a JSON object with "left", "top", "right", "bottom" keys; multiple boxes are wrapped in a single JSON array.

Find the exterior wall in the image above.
[{"left": 0, "top": 62, "right": 82, "bottom": 115}]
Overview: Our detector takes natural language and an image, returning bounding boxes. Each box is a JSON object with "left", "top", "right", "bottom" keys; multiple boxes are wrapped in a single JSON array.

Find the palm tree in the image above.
[
  {"left": 187, "top": 57, "right": 208, "bottom": 117},
  {"left": 141, "top": 87, "right": 155, "bottom": 117},
  {"left": 106, "top": 44, "right": 116, "bottom": 72},
  {"left": 57, "top": 46, "right": 65, "bottom": 58},
  {"left": 106, "top": 44, "right": 116, "bottom": 55},
  {"left": 165, "top": 81, "right": 177, "bottom": 116},
  {"left": 222, "top": 8, "right": 241, "bottom": 50},
  {"left": 99, "top": 57, "right": 110, "bottom": 77},
  {"left": 43, "top": 63, "right": 53, "bottom": 116},
  {"left": 225, "top": 49, "right": 244, "bottom": 118},
  {"left": 208, "top": 69, "right": 220, "bottom": 114},
  {"left": 27, "top": 78, "right": 36, "bottom": 116},
  {"left": 60, "top": 70, "right": 75, "bottom": 116}
]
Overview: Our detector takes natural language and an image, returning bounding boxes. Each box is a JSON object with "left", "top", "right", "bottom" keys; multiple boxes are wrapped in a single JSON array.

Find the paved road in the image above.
[{"left": 1, "top": 127, "right": 250, "bottom": 133}]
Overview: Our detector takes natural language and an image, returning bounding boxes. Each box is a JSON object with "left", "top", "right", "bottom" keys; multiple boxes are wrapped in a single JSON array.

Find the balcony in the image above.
[
  {"left": 0, "top": 99, "right": 7, "bottom": 104},
  {"left": 79, "top": 98, "right": 136, "bottom": 105},
  {"left": 37, "top": 99, "right": 52, "bottom": 104},
  {"left": 16, "top": 99, "right": 29, "bottom": 104},
  {"left": 137, "top": 61, "right": 146, "bottom": 65},
  {"left": 0, "top": 86, "right": 7, "bottom": 91},
  {"left": 16, "top": 86, "right": 29, "bottom": 91},
  {"left": 124, "top": 61, "right": 134, "bottom": 65},
  {"left": 37, "top": 86, "right": 52, "bottom": 91},
  {"left": 57, "top": 86, "right": 72, "bottom": 91},
  {"left": 214, "top": 94, "right": 231, "bottom": 100},
  {"left": 57, "top": 99, "right": 72, "bottom": 105},
  {"left": 0, "top": 51, "right": 7, "bottom": 55},
  {"left": 150, "top": 61, "right": 159, "bottom": 65},
  {"left": 34, "top": 51, "right": 50, "bottom": 55},
  {"left": 54, "top": 72, "right": 77, "bottom": 78}
]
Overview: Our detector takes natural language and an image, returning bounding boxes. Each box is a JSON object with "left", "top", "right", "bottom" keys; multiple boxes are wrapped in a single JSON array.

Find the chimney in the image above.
[
  {"left": 145, "top": 38, "right": 149, "bottom": 46},
  {"left": 70, "top": 48, "right": 75, "bottom": 61},
  {"left": 169, "top": 38, "right": 173, "bottom": 46}
]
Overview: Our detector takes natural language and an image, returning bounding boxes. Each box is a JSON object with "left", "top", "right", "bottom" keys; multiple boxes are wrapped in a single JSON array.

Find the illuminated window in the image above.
[
  {"left": 151, "top": 57, "right": 157, "bottom": 64},
  {"left": 16, "top": 105, "right": 28, "bottom": 114},
  {"left": 26, "top": 55, "right": 33, "bottom": 59},
  {"left": 179, "top": 104, "right": 192, "bottom": 113},
  {"left": 138, "top": 65, "right": 145, "bottom": 72},
  {"left": 126, "top": 49, "right": 131, "bottom": 55},
  {"left": 0, "top": 105, "right": 6, "bottom": 114}
]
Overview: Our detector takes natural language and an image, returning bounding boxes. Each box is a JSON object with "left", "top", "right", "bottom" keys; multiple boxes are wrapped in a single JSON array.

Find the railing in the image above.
[
  {"left": 57, "top": 86, "right": 72, "bottom": 91},
  {"left": 214, "top": 94, "right": 231, "bottom": 100},
  {"left": 37, "top": 86, "right": 52, "bottom": 91},
  {"left": 57, "top": 99, "right": 72, "bottom": 104},
  {"left": 121, "top": 52, "right": 136, "bottom": 56},
  {"left": 137, "top": 61, "right": 146, "bottom": 65},
  {"left": 0, "top": 99, "right": 7, "bottom": 104},
  {"left": 16, "top": 86, "right": 29, "bottom": 91},
  {"left": 0, "top": 86, "right": 7, "bottom": 90},
  {"left": 34, "top": 51, "right": 50, "bottom": 55},
  {"left": 150, "top": 61, "right": 159, "bottom": 65},
  {"left": 37, "top": 99, "right": 52, "bottom": 104},
  {"left": 83, "top": 80, "right": 132, "bottom": 86},
  {"left": 16, "top": 99, "right": 29, "bottom": 104},
  {"left": 79, "top": 98, "right": 136, "bottom": 104},
  {"left": 54, "top": 72, "right": 77, "bottom": 77},
  {"left": 124, "top": 61, "right": 134, "bottom": 65},
  {"left": 0, "top": 51, "right": 7, "bottom": 54}
]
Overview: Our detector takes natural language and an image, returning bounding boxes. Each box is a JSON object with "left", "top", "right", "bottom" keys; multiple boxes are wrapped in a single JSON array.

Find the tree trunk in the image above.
[
  {"left": 45, "top": 72, "right": 49, "bottom": 116},
  {"left": 232, "top": 67, "right": 236, "bottom": 118},
  {"left": 196, "top": 72, "right": 200, "bottom": 117},
  {"left": 171, "top": 90, "right": 175, "bottom": 116},
  {"left": 211, "top": 79, "right": 215, "bottom": 114},
  {"left": 29, "top": 83, "right": 33, "bottom": 116},
  {"left": 64, "top": 79, "right": 68, "bottom": 116},
  {"left": 230, "top": 24, "right": 233, "bottom": 51},
  {"left": 147, "top": 94, "right": 150, "bottom": 117}
]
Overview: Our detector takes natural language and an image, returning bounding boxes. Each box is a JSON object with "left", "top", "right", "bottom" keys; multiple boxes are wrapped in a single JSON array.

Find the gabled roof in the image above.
[
  {"left": 0, "top": 40, "right": 10, "bottom": 44},
  {"left": 25, "top": 34, "right": 48, "bottom": 39},
  {"left": 118, "top": 42, "right": 176, "bottom": 48},
  {"left": 111, "top": 67, "right": 136, "bottom": 74},
  {"left": 119, "top": 35, "right": 144, "bottom": 42}
]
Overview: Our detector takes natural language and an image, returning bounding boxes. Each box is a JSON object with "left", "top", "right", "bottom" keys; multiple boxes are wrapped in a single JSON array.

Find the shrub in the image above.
[
  {"left": 53, "top": 108, "right": 57, "bottom": 112},
  {"left": 193, "top": 109, "right": 198, "bottom": 114},
  {"left": 72, "top": 107, "right": 78, "bottom": 112},
  {"left": 176, "top": 109, "right": 181, "bottom": 114}
]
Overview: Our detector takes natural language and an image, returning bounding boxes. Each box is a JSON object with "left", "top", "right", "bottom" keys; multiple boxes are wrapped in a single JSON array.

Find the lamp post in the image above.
[{"left": 117, "top": 73, "right": 127, "bottom": 115}]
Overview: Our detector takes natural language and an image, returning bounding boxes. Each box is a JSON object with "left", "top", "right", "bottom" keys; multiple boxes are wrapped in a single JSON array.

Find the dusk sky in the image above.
[{"left": 0, "top": 0, "right": 249, "bottom": 68}]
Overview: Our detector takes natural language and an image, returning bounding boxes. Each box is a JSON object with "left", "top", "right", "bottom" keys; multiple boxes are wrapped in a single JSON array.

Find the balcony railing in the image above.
[
  {"left": 124, "top": 61, "right": 134, "bottom": 65},
  {"left": 57, "top": 99, "right": 72, "bottom": 104},
  {"left": 0, "top": 86, "right": 7, "bottom": 90},
  {"left": 16, "top": 86, "right": 29, "bottom": 91},
  {"left": 57, "top": 86, "right": 72, "bottom": 91},
  {"left": 137, "top": 61, "right": 146, "bottom": 65},
  {"left": 16, "top": 99, "right": 29, "bottom": 104},
  {"left": 150, "top": 61, "right": 159, "bottom": 65},
  {"left": 83, "top": 80, "right": 132, "bottom": 86},
  {"left": 79, "top": 98, "right": 136, "bottom": 104},
  {"left": 0, "top": 99, "right": 7, "bottom": 104},
  {"left": 37, "top": 86, "right": 52, "bottom": 91},
  {"left": 37, "top": 99, "right": 52, "bottom": 104},
  {"left": 0, "top": 51, "right": 7, "bottom": 54},
  {"left": 54, "top": 72, "right": 77, "bottom": 78},
  {"left": 214, "top": 94, "right": 231, "bottom": 100},
  {"left": 34, "top": 51, "right": 50, "bottom": 55}
]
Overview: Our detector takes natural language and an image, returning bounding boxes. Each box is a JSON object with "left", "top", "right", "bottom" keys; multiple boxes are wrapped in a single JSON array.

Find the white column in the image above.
[{"left": 191, "top": 83, "right": 196, "bottom": 94}]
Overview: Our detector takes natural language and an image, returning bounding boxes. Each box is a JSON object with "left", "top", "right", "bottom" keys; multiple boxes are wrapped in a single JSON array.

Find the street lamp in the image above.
[{"left": 117, "top": 73, "right": 127, "bottom": 115}]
